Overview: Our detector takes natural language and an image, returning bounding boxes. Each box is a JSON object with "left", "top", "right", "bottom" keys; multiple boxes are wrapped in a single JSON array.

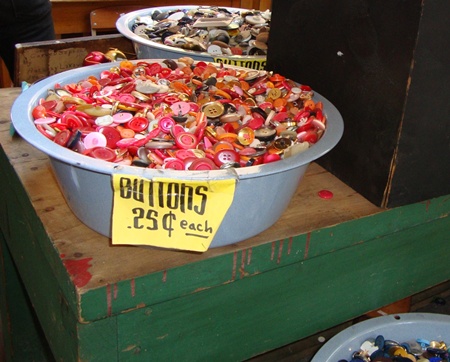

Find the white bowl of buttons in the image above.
[
  {"left": 11, "top": 59, "right": 343, "bottom": 250},
  {"left": 116, "top": 6, "right": 269, "bottom": 70},
  {"left": 311, "top": 313, "right": 450, "bottom": 362}
]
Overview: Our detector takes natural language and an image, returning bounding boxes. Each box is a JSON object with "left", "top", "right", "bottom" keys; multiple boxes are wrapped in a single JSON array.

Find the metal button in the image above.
[
  {"left": 202, "top": 102, "right": 225, "bottom": 118},
  {"left": 237, "top": 127, "right": 255, "bottom": 146}
]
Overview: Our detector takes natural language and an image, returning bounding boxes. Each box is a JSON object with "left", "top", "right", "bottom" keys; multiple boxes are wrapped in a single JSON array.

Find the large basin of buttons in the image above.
[
  {"left": 311, "top": 313, "right": 450, "bottom": 362},
  {"left": 116, "top": 6, "right": 268, "bottom": 69},
  {"left": 11, "top": 60, "right": 343, "bottom": 248}
]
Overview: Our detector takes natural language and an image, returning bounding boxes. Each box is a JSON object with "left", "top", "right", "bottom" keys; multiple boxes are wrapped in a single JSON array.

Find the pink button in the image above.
[
  {"left": 170, "top": 101, "right": 191, "bottom": 116},
  {"left": 112, "top": 112, "right": 133, "bottom": 124},
  {"left": 118, "top": 94, "right": 136, "bottom": 103},
  {"left": 158, "top": 116, "right": 176, "bottom": 133},
  {"left": 83, "top": 132, "right": 107, "bottom": 149}
]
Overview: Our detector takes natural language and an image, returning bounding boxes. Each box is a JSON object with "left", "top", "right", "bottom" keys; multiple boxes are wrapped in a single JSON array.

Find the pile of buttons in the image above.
[
  {"left": 131, "top": 6, "right": 271, "bottom": 57},
  {"left": 339, "top": 335, "right": 449, "bottom": 362},
  {"left": 31, "top": 58, "right": 326, "bottom": 171}
]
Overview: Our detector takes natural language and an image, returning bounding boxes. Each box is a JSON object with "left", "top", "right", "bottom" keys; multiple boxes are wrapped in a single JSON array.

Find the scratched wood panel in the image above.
[{"left": 14, "top": 34, "right": 135, "bottom": 86}]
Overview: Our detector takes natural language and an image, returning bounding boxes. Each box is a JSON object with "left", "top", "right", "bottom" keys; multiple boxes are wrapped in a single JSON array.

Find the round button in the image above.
[
  {"left": 158, "top": 116, "right": 176, "bottom": 133},
  {"left": 128, "top": 117, "right": 149, "bottom": 132},
  {"left": 273, "top": 137, "right": 292, "bottom": 150},
  {"left": 112, "top": 112, "right": 133, "bottom": 124},
  {"left": 237, "top": 127, "right": 255, "bottom": 146},
  {"left": 118, "top": 94, "right": 136, "bottom": 103},
  {"left": 99, "top": 126, "right": 121, "bottom": 148},
  {"left": 246, "top": 116, "right": 264, "bottom": 130},
  {"left": 245, "top": 15, "right": 267, "bottom": 25},
  {"left": 174, "top": 132, "right": 198, "bottom": 149},
  {"left": 170, "top": 101, "right": 191, "bottom": 116},
  {"left": 54, "top": 129, "right": 72, "bottom": 147},
  {"left": 175, "top": 149, "right": 196, "bottom": 161},
  {"left": 163, "top": 157, "right": 185, "bottom": 170},
  {"left": 219, "top": 113, "right": 241, "bottom": 123},
  {"left": 254, "top": 127, "right": 276, "bottom": 141},
  {"left": 89, "top": 147, "right": 116, "bottom": 162},
  {"left": 95, "top": 115, "right": 114, "bottom": 126},
  {"left": 207, "top": 44, "right": 223, "bottom": 55},
  {"left": 83, "top": 131, "right": 107, "bottom": 149},
  {"left": 189, "top": 158, "right": 218, "bottom": 171},
  {"left": 202, "top": 102, "right": 225, "bottom": 118},
  {"left": 318, "top": 189, "right": 334, "bottom": 200},
  {"left": 268, "top": 88, "right": 282, "bottom": 99},
  {"left": 214, "top": 149, "right": 240, "bottom": 167}
]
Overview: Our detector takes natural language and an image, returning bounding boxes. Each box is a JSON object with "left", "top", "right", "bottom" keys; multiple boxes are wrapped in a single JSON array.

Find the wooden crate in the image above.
[
  {"left": 14, "top": 34, "right": 135, "bottom": 86},
  {"left": 266, "top": 0, "right": 450, "bottom": 207}
]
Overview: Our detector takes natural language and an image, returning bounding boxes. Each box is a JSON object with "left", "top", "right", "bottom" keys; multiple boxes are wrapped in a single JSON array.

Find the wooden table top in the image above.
[{"left": 0, "top": 87, "right": 381, "bottom": 294}]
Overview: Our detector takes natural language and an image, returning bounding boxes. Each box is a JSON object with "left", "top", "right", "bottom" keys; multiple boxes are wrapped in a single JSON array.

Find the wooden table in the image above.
[{"left": 0, "top": 87, "right": 449, "bottom": 361}]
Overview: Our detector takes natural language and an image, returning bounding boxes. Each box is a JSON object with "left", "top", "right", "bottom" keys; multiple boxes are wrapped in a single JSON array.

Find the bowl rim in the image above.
[
  {"left": 11, "top": 60, "right": 344, "bottom": 180},
  {"left": 311, "top": 313, "right": 450, "bottom": 361},
  {"left": 115, "top": 5, "right": 268, "bottom": 62}
]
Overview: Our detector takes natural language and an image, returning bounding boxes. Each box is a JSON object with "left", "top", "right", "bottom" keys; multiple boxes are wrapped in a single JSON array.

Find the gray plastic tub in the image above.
[
  {"left": 11, "top": 61, "right": 343, "bottom": 248},
  {"left": 116, "top": 6, "right": 268, "bottom": 70},
  {"left": 312, "top": 313, "right": 450, "bottom": 361}
]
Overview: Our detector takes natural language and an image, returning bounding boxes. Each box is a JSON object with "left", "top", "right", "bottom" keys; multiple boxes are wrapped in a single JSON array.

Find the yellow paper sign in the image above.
[
  {"left": 111, "top": 175, "right": 236, "bottom": 252},
  {"left": 213, "top": 57, "right": 266, "bottom": 70}
]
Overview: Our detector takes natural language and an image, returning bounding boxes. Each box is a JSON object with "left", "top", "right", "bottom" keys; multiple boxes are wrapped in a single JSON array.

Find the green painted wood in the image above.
[
  {"left": 79, "top": 194, "right": 450, "bottom": 322},
  {"left": 0, "top": 145, "right": 120, "bottom": 361},
  {"left": 114, "top": 217, "right": 450, "bottom": 361},
  {"left": 78, "top": 317, "right": 119, "bottom": 361},
  {"left": 0, "top": 231, "right": 53, "bottom": 362},
  {"left": 0, "top": 144, "right": 80, "bottom": 320}
]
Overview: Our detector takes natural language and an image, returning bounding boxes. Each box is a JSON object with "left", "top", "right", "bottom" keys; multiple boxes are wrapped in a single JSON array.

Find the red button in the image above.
[
  {"left": 99, "top": 126, "right": 121, "bottom": 148},
  {"left": 54, "top": 129, "right": 72, "bottom": 147},
  {"left": 263, "top": 153, "right": 281, "bottom": 163},
  {"left": 174, "top": 132, "right": 198, "bottom": 149},
  {"left": 175, "top": 149, "right": 196, "bottom": 160},
  {"left": 146, "top": 62, "right": 162, "bottom": 76},
  {"left": 163, "top": 157, "right": 185, "bottom": 170},
  {"left": 189, "top": 158, "right": 218, "bottom": 171},
  {"left": 127, "top": 117, "right": 149, "bottom": 132},
  {"left": 89, "top": 147, "right": 116, "bottom": 162},
  {"left": 246, "top": 117, "right": 264, "bottom": 130},
  {"left": 318, "top": 190, "right": 333, "bottom": 199},
  {"left": 170, "top": 124, "right": 185, "bottom": 138},
  {"left": 214, "top": 149, "right": 240, "bottom": 166}
]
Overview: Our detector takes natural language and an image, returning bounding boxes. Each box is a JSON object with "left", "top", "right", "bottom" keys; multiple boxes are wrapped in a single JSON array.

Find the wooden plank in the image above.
[{"left": 14, "top": 34, "right": 135, "bottom": 86}]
